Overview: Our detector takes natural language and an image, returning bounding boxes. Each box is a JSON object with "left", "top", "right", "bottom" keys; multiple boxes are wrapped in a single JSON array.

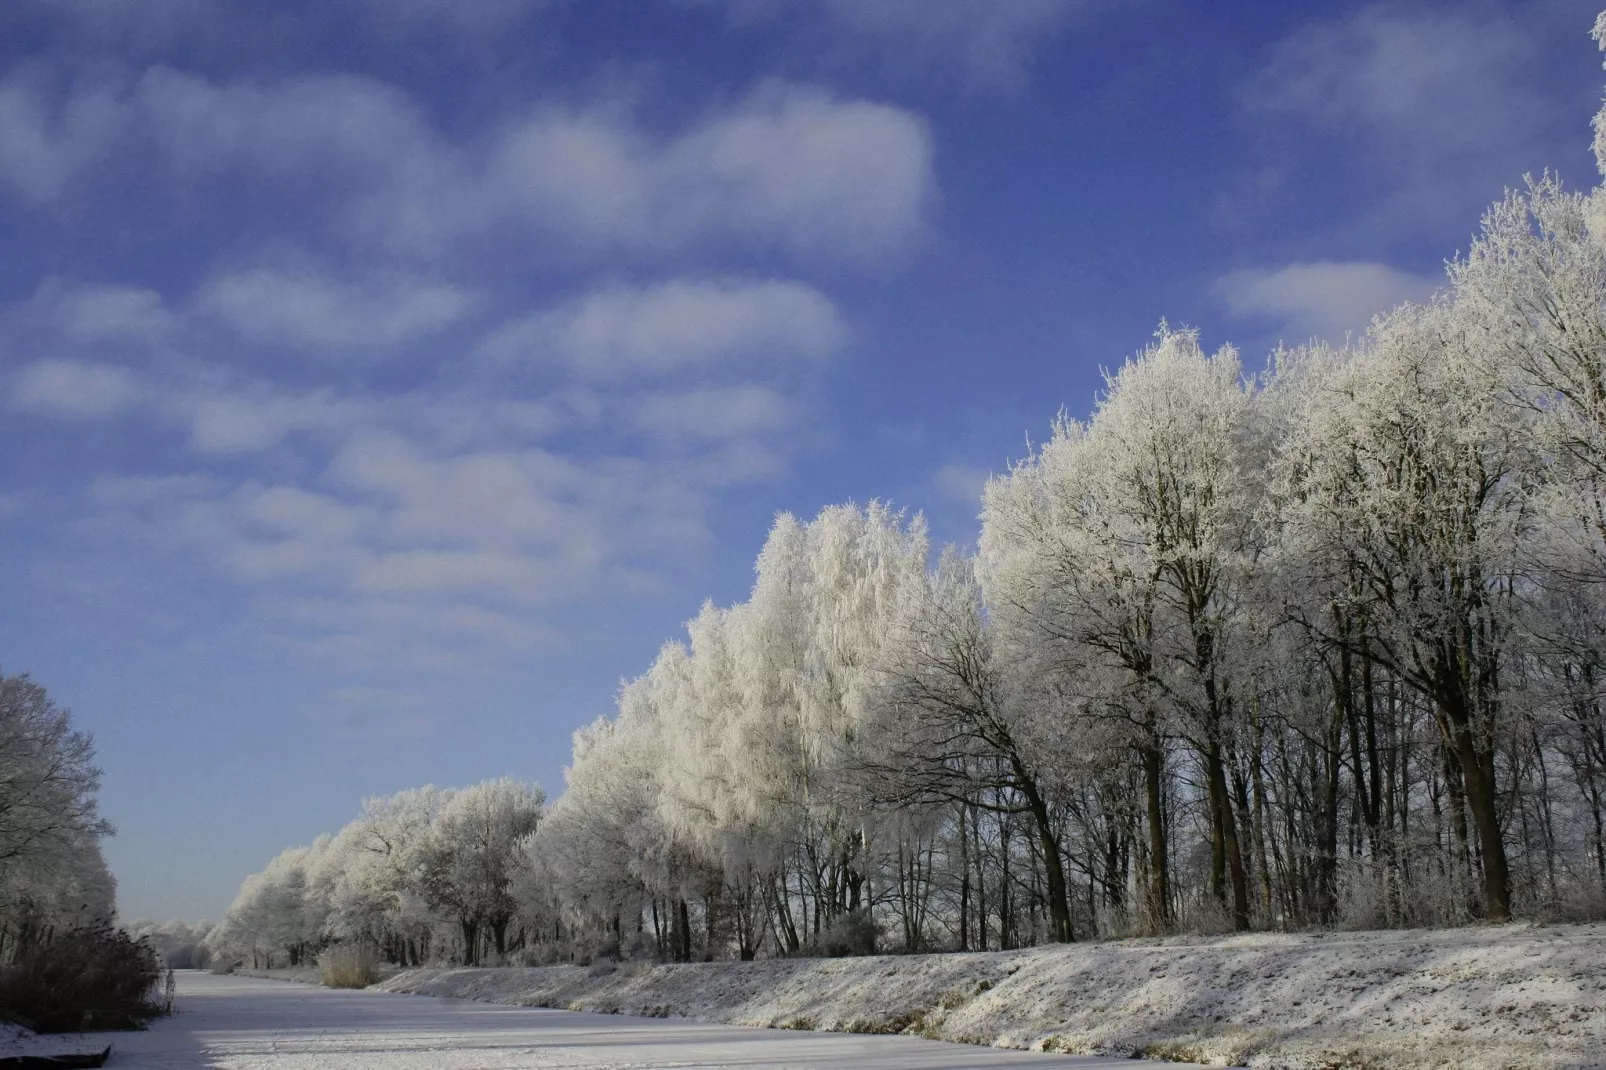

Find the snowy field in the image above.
[
  {"left": 379, "top": 923, "right": 1606, "bottom": 1069},
  {"left": 84, "top": 972, "right": 1170, "bottom": 1068}
]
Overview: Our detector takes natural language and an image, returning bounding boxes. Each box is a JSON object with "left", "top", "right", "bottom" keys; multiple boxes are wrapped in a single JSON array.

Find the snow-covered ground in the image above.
[
  {"left": 102, "top": 971, "right": 1165, "bottom": 1068},
  {"left": 0, "top": 1018, "right": 112, "bottom": 1062},
  {"left": 379, "top": 922, "right": 1606, "bottom": 1069}
]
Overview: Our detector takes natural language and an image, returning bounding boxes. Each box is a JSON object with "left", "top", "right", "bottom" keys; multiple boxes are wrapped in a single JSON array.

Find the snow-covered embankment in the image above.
[{"left": 378, "top": 923, "right": 1606, "bottom": 1069}]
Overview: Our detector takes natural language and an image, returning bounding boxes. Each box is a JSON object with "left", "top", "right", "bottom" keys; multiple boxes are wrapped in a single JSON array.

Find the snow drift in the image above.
[{"left": 378, "top": 922, "right": 1606, "bottom": 1069}]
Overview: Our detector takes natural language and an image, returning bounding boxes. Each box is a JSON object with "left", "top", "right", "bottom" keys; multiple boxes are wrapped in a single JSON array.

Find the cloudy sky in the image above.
[{"left": 2, "top": 0, "right": 1600, "bottom": 920}]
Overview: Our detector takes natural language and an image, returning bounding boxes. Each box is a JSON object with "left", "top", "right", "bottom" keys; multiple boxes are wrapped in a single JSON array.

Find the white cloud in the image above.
[
  {"left": 21, "top": 0, "right": 547, "bottom": 49},
  {"left": 88, "top": 473, "right": 222, "bottom": 508},
  {"left": 241, "top": 486, "right": 368, "bottom": 544},
  {"left": 0, "top": 65, "right": 434, "bottom": 205},
  {"left": 1245, "top": 7, "right": 1544, "bottom": 150},
  {"left": 87, "top": 429, "right": 717, "bottom": 608},
  {"left": 699, "top": 0, "right": 1089, "bottom": 90},
  {"left": 9, "top": 280, "right": 179, "bottom": 348},
  {"left": 7, "top": 272, "right": 831, "bottom": 453},
  {"left": 627, "top": 385, "right": 794, "bottom": 443},
  {"left": 225, "top": 485, "right": 372, "bottom": 583},
  {"left": 482, "top": 278, "right": 844, "bottom": 379},
  {"left": 932, "top": 463, "right": 989, "bottom": 507},
  {"left": 273, "top": 597, "right": 559, "bottom": 669},
  {"left": 380, "top": 83, "right": 935, "bottom": 261},
  {"left": 194, "top": 267, "right": 474, "bottom": 355},
  {"left": 1240, "top": 4, "right": 1564, "bottom": 223},
  {"left": 1216, "top": 260, "right": 1442, "bottom": 344},
  {"left": 189, "top": 392, "right": 362, "bottom": 454},
  {"left": 0, "top": 68, "right": 934, "bottom": 266},
  {"left": 649, "top": 84, "right": 933, "bottom": 260},
  {"left": 353, "top": 0, "right": 547, "bottom": 31},
  {"left": 0, "top": 70, "right": 125, "bottom": 203},
  {"left": 352, "top": 549, "right": 562, "bottom": 598},
  {"left": 138, "top": 66, "right": 432, "bottom": 180},
  {"left": 329, "top": 434, "right": 574, "bottom": 549},
  {"left": 88, "top": 431, "right": 692, "bottom": 609},
  {"left": 55, "top": 284, "right": 178, "bottom": 344},
  {"left": 13, "top": 263, "right": 830, "bottom": 670},
  {"left": 10, "top": 359, "right": 142, "bottom": 419}
]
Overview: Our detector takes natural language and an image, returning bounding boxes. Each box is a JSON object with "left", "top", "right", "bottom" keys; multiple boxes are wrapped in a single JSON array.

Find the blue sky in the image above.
[{"left": 1, "top": 0, "right": 1600, "bottom": 921}]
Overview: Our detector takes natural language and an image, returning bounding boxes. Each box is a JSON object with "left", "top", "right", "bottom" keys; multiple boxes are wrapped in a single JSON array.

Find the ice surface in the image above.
[{"left": 105, "top": 972, "right": 1169, "bottom": 1068}]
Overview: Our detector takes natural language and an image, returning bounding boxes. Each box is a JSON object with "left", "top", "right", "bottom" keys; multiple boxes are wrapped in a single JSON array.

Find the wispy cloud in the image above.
[
  {"left": 8, "top": 261, "right": 834, "bottom": 667},
  {"left": 932, "top": 462, "right": 989, "bottom": 507},
  {"left": 1240, "top": 4, "right": 1571, "bottom": 230},
  {"left": 10, "top": 359, "right": 143, "bottom": 419},
  {"left": 480, "top": 278, "right": 844, "bottom": 380},
  {"left": 1215, "top": 260, "right": 1442, "bottom": 345},
  {"left": 0, "top": 70, "right": 935, "bottom": 266},
  {"left": 194, "top": 267, "right": 475, "bottom": 356},
  {"left": 1244, "top": 6, "right": 1545, "bottom": 154},
  {"left": 12, "top": 0, "right": 550, "bottom": 53},
  {"left": 0, "top": 68, "right": 126, "bottom": 203},
  {"left": 696, "top": 0, "right": 1094, "bottom": 91}
]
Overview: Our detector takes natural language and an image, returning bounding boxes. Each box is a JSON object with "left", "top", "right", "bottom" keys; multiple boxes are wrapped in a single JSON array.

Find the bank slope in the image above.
[{"left": 377, "top": 923, "right": 1606, "bottom": 1069}]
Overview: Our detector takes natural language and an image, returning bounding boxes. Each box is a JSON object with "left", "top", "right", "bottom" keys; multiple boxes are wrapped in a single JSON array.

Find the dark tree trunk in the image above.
[
  {"left": 1015, "top": 767, "right": 1074, "bottom": 942},
  {"left": 1449, "top": 715, "right": 1512, "bottom": 921},
  {"left": 676, "top": 898, "right": 692, "bottom": 962},
  {"left": 1141, "top": 732, "right": 1171, "bottom": 931},
  {"left": 1204, "top": 734, "right": 1251, "bottom": 930},
  {"left": 958, "top": 803, "right": 971, "bottom": 950}
]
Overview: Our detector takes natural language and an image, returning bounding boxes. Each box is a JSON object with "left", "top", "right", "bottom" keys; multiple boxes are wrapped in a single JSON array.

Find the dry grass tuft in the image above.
[{"left": 317, "top": 944, "right": 380, "bottom": 989}]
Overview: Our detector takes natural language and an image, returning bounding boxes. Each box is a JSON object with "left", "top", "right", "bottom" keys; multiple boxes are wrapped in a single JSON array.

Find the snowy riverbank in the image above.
[
  {"left": 0, "top": 1020, "right": 111, "bottom": 1065},
  {"left": 377, "top": 922, "right": 1606, "bottom": 1070}
]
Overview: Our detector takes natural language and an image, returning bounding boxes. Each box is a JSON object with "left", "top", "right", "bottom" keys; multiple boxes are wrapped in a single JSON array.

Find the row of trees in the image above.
[
  {"left": 124, "top": 919, "right": 214, "bottom": 969},
  {"left": 217, "top": 230, "right": 1606, "bottom": 962},
  {"left": 217, "top": 24, "right": 1606, "bottom": 966},
  {"left": 534, "top": 173, "right": 1606, "bottom": 954},
  {"left": 209, "top": 779, "right": 544, "bottom": 968}
]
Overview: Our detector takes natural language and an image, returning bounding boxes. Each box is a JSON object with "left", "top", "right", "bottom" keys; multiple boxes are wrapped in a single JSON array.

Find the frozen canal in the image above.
[{"left": 104, "top": 972, "right": 1172, "bottom": 1068}]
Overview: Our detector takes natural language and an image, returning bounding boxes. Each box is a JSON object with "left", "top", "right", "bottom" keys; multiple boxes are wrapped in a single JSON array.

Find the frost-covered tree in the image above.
[
  {"left": 1279, "top": 298, "right": 1535, "bottom": 922},
  {"left": 0, "top": 674, "right": 110, "bottom": 874},
  {"left": 125, "top": 918, "right": 214, "bottom": 969},
  {"left": 984, "top": 329, "right": 1262, "bottom": 930},
  {"left": 538, "top": 692, "right": 675, "bottom": 955},
  {"left": 212, "top": 778, "right": 542, "bottom": 968},
  {"left": 330, "top": 785, "right": 443, "bottom": 964},
  {"left": 866, "top": 548, "right": 1081, "bottom": 942},
  {"left": 981, "top": 410, "right": 1173, "bottom": 933},
  {"left": 658, "top": 602, "right": 782, "bottom": 959},
  {"left": 724, "top": 503, "right": 929, "bottom": 947},
  {"left": 212, "top": 843, "right": 326, "bottom": 968},
  {"left": 0, "top": 672, "right": 116, "bottom": 958},
  {"left": 419, "top": 778, "right": 543, "bottom": 963}
]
